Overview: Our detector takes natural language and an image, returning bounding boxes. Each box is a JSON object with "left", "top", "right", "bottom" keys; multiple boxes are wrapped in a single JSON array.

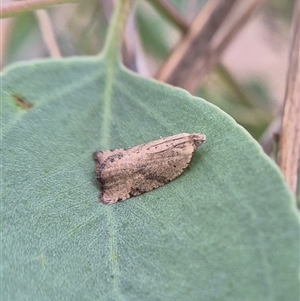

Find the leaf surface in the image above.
[{"left": 1, "top": 57, "right": 299, "bottom": 301}]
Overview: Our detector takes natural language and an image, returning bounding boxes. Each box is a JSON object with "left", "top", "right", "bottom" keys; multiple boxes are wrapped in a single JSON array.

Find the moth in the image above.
[{"left": 93, "top": 133, "right": 206, "bottom": 204}]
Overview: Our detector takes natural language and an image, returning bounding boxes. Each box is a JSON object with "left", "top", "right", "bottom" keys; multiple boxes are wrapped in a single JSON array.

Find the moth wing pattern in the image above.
[{"left": 93, "top": 133, "right": 206, "bottom": 204}]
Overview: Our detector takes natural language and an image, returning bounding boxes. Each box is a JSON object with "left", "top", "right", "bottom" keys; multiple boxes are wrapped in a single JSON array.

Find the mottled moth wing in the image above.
[{"left": 93, "top": 133, "right": 206, "bottom": 204}]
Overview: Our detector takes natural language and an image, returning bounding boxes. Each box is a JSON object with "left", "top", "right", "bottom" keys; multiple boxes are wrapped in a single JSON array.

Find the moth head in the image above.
[{"left": 191, "top": 134, "right": 206, "bottom": 148}]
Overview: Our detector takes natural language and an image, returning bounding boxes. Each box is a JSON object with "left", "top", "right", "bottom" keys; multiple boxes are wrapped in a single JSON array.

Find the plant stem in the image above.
[
  {"left": 278, "top": 0, "right": 300, "bottom": 196},
  {"left": 0, "top": 0, "right": 85, "bottom": 19},
  {"left": 35, "top": 10, "right": 61, "bottom": 57},
  {"left": 101, "top": 0, "right": 135, "bottom": 62},
  {"left": 147, "top": 0, "right": 189, "bottom": 32}
]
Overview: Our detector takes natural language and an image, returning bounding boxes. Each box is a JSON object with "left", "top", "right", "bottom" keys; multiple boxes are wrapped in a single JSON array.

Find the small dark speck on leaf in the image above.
[{"left": 12, "top": 94, "right": 33, "bottom": 110}]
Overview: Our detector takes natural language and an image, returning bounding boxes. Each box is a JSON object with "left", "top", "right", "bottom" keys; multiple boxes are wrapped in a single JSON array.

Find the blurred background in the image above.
[{"left": 1, "top": 0, "right": 296, "bottom": 150}]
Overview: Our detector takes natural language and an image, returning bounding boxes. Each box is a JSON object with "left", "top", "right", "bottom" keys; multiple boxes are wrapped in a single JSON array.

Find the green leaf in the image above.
[{"left": 1, "top": 56, "right": 299, "bottom": 301}]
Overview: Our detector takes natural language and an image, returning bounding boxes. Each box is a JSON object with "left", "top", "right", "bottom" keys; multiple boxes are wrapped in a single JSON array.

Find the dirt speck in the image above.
[{"left": 12, "top": 94, "right": 33, "bottom": 110}]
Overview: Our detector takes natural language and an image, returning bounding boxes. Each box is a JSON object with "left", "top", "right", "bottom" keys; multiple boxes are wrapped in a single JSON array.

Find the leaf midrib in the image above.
[{"left": 101, "top": 55, "right": 121, "bottom": 299}]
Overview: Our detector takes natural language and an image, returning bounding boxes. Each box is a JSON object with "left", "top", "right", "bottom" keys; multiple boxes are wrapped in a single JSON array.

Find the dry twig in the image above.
[
  {"left": 35, "top": 10, "right": 61, "bottom": 57},
  {"left": 156, "top": 0, "right": 264, "bottom": 93},
  {"left": 1, "top": 0, "right": 85, "bottom": 19},
  {"left": 278, "top": 0, "right": 300, "bottom": 195},
  {"left": 147, "top": 0, "right": 189, "bottom": 32}
]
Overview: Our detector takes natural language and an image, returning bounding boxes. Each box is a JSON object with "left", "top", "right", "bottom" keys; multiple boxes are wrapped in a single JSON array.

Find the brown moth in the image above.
[{"left": 93, "top": 133, "right": 206, "bottom": 204}]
